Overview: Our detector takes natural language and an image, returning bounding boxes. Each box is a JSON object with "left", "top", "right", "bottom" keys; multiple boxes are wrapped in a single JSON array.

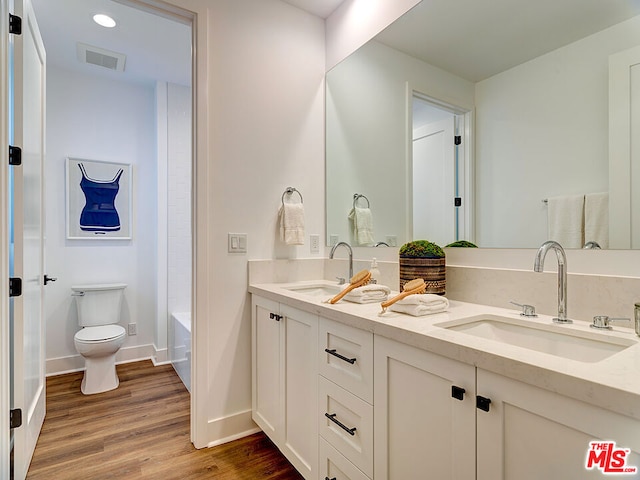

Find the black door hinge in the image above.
[
  {"left": 10, "top": 409, "right": 22, "bottom": 429},
  {"left": 9, "top": 145, "right": 22, "bottom": 166},
  {"left": 454, "top": 135, "right": 462, "bottom": 145},
  {"left": 454, "top": 197, "right": 462, "bottom": 207},
  {"left": 9, "top": 277, "right": 22, "bottom": 297},
  {"left": 9, "top": 14, "right": 22, "bottom": 35}
]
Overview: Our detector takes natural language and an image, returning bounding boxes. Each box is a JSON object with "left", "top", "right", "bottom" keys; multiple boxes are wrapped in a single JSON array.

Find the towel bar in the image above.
[
  {"left": 282, "top": 187, "right": 303, "bottom": 205},
  {"left": 353, "top": 193, "right": 370, "bottom": 208}
]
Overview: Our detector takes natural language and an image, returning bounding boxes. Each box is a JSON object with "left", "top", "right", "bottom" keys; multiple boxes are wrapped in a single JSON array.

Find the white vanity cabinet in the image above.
[
  {"left": 373, "top": 335, "right": 477, "bottom": 480},
  {"left": 476, "top": 369, "right": 640, "bottom": 480},
  {"left": 251, "top": 296, "right": 318, "bottom": 480}
]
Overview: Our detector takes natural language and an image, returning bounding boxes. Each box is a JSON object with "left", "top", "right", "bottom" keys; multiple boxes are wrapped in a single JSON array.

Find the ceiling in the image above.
[
  {"left": 31, "top": 0, "right": 192, "bottom": 87},
  {"left": 281, "top": 0, "right": 345, "bottom": 19},
  {"left": 376, "top": 0, "right": 640, "bottom": 82}
]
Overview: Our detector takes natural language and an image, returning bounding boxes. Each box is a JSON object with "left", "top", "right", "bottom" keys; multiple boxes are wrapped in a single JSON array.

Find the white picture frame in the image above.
[{"left": 66, "top": 157, "right": 132, "bottom": 240}]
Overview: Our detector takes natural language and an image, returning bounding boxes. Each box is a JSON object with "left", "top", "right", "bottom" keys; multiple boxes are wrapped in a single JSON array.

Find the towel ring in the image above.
[
  {"left": 353, "top": 193, "right": 370, "bottom": 208},
  {"left": 282, "top": 187, "right": 303, "bottom": 205}
]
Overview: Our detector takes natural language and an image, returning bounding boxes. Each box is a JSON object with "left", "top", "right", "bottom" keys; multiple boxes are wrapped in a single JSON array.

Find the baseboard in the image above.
[
  {"left": 152, "top": 345, "right": 170, "bottom": 366},
  {"left": 46, "top": 344, "right": 156, "bottom": 376},
  {"left": 203, "top": 409, "right": 260, "bottom": 448}
]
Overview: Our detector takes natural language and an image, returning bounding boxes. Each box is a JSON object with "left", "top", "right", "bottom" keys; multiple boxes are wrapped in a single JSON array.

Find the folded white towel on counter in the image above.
[
  {"left": 584, "top": 192, "right": 608, "bottom": 249},
  {"left": 279, "top": 203, "right": 305, "bottom": 245},
  {"left": 547, "top": 194, "right": 584, "bottom": 249},
  {"left": 344, "top": 284, "right": 391, "bottom": 304},
  {"left": 348, "top": 207, "right": 374, "bottom": 245},
  {"left": 389, "top": 294, "right": 449, "bottom": 316}
]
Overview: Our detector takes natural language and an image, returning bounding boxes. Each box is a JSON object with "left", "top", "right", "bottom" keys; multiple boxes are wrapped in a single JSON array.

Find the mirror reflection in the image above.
[{"left": 325, "top": 0, "right": 640, "bottom": 249}]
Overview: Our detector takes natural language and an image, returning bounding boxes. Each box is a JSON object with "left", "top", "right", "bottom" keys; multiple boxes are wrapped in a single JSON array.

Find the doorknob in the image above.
[{"left": 44, "top": 275, "right": 57, "bottom": 285}]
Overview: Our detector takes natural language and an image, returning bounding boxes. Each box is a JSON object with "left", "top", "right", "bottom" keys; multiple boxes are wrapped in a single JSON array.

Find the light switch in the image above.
[{"left": 228, "top": 233, "right": 248, "bottom": 253}]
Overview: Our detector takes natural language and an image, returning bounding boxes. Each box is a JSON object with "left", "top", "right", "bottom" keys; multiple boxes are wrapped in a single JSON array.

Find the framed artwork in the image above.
[{"left": 66, "top": 158, "right": 132, "bottom": 239}]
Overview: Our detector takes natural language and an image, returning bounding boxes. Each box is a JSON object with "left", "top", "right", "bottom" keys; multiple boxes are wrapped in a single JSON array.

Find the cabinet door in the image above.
[
  {"left": 374, "top": 336, "right": 476, "bottom": 480},
  {"left": 251, "top": 296, "right": 282, "bottom": 440},
  {"left": 281, "top": 304, "right": 318, "bottom": 480},
  {"left": 477, "top": 369, "right": 640, "bottom": 480}
]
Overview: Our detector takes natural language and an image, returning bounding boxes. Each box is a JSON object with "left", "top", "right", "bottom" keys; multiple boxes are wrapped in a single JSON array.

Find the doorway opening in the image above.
[{"left": 411, "top": 92, "right": 473, "bottom": 246}]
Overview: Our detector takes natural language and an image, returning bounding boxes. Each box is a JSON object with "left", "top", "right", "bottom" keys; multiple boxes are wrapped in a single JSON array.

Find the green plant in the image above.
[
  {"left": 399, "top": 240, "right": 445, "bottom": 258},
  {"left": 444, "top": 240, "right": 478, "bottom": 248}
]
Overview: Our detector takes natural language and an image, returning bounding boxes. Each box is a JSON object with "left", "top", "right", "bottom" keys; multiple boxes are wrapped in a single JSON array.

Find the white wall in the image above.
[
  {"left": 475, "top": 15, "right": 640, "bottom": 248},
  {"left": 44, "top": 66, "right": 157, "bottom": 372},
  {"left": 326, "top": 40, "right": 474, "bottom": 246}
]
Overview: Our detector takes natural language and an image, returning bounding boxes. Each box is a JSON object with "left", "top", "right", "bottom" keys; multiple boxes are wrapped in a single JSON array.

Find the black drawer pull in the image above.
[
  {"left": 325, "top": 478, "right": 337, "bottom": 480},
  {"left": 269, "top": 312, "right": 282, "bottom": 321},
  {"left": 451, "top": 385, "right": 465, "bottom": 401},
  {"left": 325, "top": 413, "right": 357, "bottom": 436},
  {"left": 476, "top": 395, "right": 491, "bottom": 412},
  {"left": 324, "top": 348, "right": 356, "bottom": 364}
]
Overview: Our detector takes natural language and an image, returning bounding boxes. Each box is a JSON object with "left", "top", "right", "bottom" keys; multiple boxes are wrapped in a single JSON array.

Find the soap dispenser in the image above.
[{"left": 370, "top": 258, "right": 381, "bottom": 284}]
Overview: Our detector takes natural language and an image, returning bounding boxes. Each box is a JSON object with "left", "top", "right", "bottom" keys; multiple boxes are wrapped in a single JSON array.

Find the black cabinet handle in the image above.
[
  {"left": 476, "top": 395, "right": 491, "bottom": 412},
  {"left": 325, "top": 413, "right": 357, "bottom": 436},
  {"left": 325, "top": 477, "right": 337, "bottom": 480},
  {"left": 451, "top": 385, "right": 465, "bottom": 401},
  {"left": 324, "top": 348, "right": 356, "bottom": 364},
  {"left": 269, "top": 312, "right": 282, "bottom": 321}
]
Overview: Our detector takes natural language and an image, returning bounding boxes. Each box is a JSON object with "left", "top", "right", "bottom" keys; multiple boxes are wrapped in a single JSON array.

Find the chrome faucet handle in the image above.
[
  {"left": 509, "top": 301, "right": 537, "bottom": 317},
  {"left": 590, "top": 315, "right": 631, "bottom": 330},
  {"left": 336, "top": 277, "right": 346, "bottom": 285}
]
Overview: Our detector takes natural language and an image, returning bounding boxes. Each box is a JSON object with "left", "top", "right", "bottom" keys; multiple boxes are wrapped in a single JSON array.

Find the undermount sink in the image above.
[
  {"left": 283, "top": 282, "right": 343, "bottom": 298},
  {"left": 435, "top": 315, "right": 637, "bottom": 363}
]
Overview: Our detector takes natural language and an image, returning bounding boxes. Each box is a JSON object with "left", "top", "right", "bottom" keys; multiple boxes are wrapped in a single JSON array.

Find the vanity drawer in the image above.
[
  {"left": 319, "top": 317, "right": 373, "bottom": 403},
  {"left": 319, "top": 438, "right": 370, "bottom": 480},
  {"left": 319, "top": 376, "right": 373, "bottom": 478}
]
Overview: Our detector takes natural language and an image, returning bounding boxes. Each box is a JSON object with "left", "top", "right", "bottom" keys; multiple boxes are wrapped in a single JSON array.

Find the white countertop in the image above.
[{"left": 249, "top": 280, "right": 640, "bottom": 420}]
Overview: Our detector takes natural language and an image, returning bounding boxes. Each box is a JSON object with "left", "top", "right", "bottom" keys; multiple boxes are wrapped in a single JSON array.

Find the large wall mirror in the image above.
[{"left": 326, "top": 0, "right": 640, "bottom": 250}]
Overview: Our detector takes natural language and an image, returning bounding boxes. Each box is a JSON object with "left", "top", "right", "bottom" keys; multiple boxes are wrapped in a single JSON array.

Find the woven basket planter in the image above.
[{"left": 399, "top": 255, "right": 446, "bottom": 295}]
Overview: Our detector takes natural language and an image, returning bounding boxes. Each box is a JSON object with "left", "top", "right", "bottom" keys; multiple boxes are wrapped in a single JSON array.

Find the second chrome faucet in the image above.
[{"left": 534, "top": 240, "right": 571, "bottom": 324}]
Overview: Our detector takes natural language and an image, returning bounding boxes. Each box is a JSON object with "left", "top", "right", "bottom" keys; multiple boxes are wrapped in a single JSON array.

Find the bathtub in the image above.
[{"left": 170, "top": 312, "right": 191, "bottom": 392}]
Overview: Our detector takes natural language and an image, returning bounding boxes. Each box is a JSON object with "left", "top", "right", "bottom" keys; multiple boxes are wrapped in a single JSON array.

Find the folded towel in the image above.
[
  {"left": 584, "top": 192, "right": 608, "bottom": 249},
  {"left": 278, "top": 203, "right": 305, "bottom": 245},
  {"left": 389, "top": 294, "right": 449, "bottom": 316},
  {"left": 547, "top": 194, "right": 584, "bottom": 249},
  {"left": 344, "top": 284, "right": 391, "bottom": 304},
  {"left": 348, "top": 207, "right": 374, "bottom": 245}
]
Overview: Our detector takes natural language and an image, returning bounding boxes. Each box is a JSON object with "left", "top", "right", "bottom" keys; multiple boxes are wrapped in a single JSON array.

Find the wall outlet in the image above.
[
  {"left": 330, "top": 234, "right": 339, "bottom": 246},
  {"left": 310, "top": 234, "right": 320, "bottom": 253},
  {"left": 386, "top": 235, "right": 398, "bottom": 247},
  {"left": 128, "top": 323, "right": 137, "bottom": 336}
]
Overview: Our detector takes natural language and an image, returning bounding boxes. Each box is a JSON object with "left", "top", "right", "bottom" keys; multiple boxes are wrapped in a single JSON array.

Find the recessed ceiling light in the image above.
[{"left": 93, "top": 14, "right": 116, "bottom": 28}]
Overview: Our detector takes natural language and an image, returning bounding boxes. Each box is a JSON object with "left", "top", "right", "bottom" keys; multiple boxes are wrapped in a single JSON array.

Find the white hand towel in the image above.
[
  {"left": 547, "top": 194, "right": 584, "bottom": 249},
  {"left": 389, "top": 294, "right": 449, "bottom": 316},
  {"left": 278, "top": 203, "right": 305, "bottom": 245},
  {"left": 584, "top": 192, "right": 608, "bottom": 249},
  {"left": 344, "top": 284, "right": 391, "bottom": 304},
  {"left": 348, "top": 207, "right": 374, "bottom": 245}
]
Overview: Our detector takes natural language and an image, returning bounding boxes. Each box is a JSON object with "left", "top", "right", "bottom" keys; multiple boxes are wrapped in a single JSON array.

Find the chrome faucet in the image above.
[
  {"left": 534, "top": 240, "right": 571, "bottom": 324},
  {"left": 329, "top": 241, "right": 353, "bottom": 281}
]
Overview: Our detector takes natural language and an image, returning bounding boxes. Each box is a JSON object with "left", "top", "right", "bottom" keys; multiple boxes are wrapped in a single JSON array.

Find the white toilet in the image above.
[{"left": 72, "top": 283, "right": 127, "bottom": 395}]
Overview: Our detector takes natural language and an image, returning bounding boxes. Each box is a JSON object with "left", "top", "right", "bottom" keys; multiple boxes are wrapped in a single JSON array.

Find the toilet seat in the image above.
[{"left": 75, "top": 325, "right": 126, "bottom": 344}]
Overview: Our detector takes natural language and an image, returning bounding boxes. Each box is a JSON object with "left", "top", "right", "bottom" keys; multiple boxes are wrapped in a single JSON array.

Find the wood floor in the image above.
[{"left": 26, "top": 361, "right": 303, "bottom": 480}]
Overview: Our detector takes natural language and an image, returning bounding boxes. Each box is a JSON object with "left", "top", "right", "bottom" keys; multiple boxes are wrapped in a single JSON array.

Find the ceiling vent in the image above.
[{"left": 76, "top": 42, "right": 126, "bottom": 72}]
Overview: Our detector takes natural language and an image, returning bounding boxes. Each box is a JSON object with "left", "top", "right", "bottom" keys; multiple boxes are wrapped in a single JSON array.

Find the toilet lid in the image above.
[{"left": 75, "top": 325, "right": 126, "bottom": 342}]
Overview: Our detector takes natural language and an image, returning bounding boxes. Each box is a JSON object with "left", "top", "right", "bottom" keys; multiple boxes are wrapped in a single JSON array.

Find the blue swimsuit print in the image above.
[{"left": 78, "top": 163, "right": 123, "bottom": 233}]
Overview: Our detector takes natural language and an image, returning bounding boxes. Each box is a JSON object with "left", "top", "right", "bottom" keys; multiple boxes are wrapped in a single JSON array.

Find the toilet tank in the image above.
[{"left": 72, "top": 283, "right": 127, "bottom": 327}]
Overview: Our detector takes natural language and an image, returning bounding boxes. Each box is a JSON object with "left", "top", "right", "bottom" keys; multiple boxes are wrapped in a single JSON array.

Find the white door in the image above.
[
  {"left": 10, "top": 0, "right": 46, "bottom": 478},
  {"left": 412, "top": 117, "right": 455, "bottom": 245}
]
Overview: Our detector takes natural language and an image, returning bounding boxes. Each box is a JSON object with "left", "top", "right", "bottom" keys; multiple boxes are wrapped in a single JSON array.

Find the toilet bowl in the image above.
[{"left": 72, "top": 283, "right": 127, "bottom": 395}]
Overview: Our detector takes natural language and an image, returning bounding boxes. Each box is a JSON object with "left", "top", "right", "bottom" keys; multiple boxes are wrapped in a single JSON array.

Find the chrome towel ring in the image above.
[
  {"left": 282, "top": 187, "right": 303, "bottom": 205},
  {"left": 353, "top": 193, "right": 370, "bottom": 208}
]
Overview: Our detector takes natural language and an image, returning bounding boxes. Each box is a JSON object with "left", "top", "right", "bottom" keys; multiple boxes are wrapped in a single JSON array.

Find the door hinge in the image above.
[
  {"left": 454, "top": 135, "right": 462, "bottom": 145},
  {"left": 9, "top": 145, "right": 22, "bottom": 166},
  {"left": 9, "top": 14, "right": 22, "bottom": 35},
  {"left": 10, "top": 409, "right": 22, "bottom": 429},
  {"left": 454, "top": 197, "right": 462, "bottom": 207},
  {"left": 9, "top": 277, "right": 22, "bottom": 297}
]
